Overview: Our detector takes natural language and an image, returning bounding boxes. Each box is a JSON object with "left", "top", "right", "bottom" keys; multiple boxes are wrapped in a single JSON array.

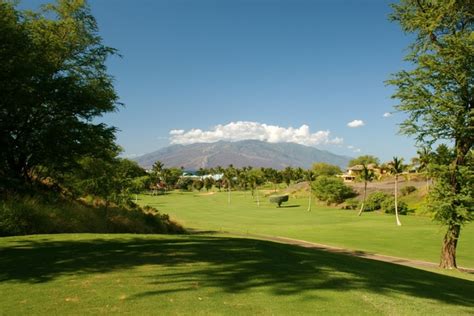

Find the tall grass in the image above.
[{"left": 0, "top": 192, "right": 184, "bottom": 236}]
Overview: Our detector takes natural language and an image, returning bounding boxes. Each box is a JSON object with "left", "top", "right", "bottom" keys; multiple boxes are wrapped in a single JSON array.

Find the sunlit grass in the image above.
[{"left": 139, "top": 190, "right": 474, "bottom": 268}]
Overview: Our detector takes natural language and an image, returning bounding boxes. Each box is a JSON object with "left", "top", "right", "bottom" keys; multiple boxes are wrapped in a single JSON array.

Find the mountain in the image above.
[{"left": 134, "top": 140, "right": 351, "bottom": 170}]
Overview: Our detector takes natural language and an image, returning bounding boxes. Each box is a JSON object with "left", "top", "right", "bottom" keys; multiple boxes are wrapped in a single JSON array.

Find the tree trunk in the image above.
[
  {"left": 307, "top": 181, "right": 311, "bottom": 212},
  {"left": 394, "top": 175, "right": 402, "bottom": 226},
  {"left": 440, "top": 224, "right": 461, "bottom": 269},
  {"left": 357, "top": 181, "right": 367, "bottom": 216},
  {"left": 256, "top": 188, "right": 260, "bottom": 207},
  {"left": 438, "top": 140, "right": 470, "bottom": 268}
]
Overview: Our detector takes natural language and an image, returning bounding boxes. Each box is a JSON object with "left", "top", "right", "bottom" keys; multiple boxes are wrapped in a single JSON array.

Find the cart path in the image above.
[{"left": 221, "top": 231, "right": 474, "bottom": 274}]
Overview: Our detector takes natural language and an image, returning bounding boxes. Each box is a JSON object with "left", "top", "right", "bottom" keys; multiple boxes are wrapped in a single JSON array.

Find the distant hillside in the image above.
[{"left": 134, "top": 140, "right": 351, "bottom": 170}]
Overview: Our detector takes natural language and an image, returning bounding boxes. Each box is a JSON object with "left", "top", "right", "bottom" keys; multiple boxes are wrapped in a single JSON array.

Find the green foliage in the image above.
[
  {"left": 0, "top": 193, "right": 184, "bottom": 236},
  {"left": 427, "top": 163, "right": 474, "bottom": 226},
  {"left": 269, "top": 195, "right": 289, "bottom": 207},
  {"left": 381, "top": 197, "right": 409, "bottom": 215},
  {"left": 342, "top": 198, "right": 359, "bottom": 210},
  {"left": 401, "top": 185, "right": 417, "bottom": 196},
  {"left": 348, "top": 155, "right": 380, "bottom": 167},
  {"left": 358, "top": 164, "right": 375, "bottom": 183},
  {"left": 193, "top": 179, "right": 204, "bottom": 191},
  {"left": 0, "top": 1, "right": 119, "bottom": 182},
  {"left": 312, "top": 176, "right": 356, "bottom": 205},
  {"left": 176, "top": 177, "right": 193, "bottom": 191},
  {"left": 64, "top": 156, "right": 147, "bottom": 205},
  {"left": 312, "top": 162, "right": 342, "bottom": 177},
  {"left": 365, "top": 192, "right": 391, "bottom": 212},
  {"left": 388, "top": 0, "right": 473, "bottom": 265},
  {"left": 203, "top": 177, "right": 214, "bottom": 191}
]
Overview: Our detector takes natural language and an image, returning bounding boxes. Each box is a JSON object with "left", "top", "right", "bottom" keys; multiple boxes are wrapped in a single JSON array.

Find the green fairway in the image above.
[
  {"left": 1, "top": 234, "right": 473, "bottom": 315},
  {"left": 139, "top": 191, "right": 474, "bottom": 268}
]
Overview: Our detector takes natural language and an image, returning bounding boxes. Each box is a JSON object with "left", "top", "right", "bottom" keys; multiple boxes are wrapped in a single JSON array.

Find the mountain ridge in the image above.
[{"left": 133, "top": 140, "right": 351, "bottom": 170}]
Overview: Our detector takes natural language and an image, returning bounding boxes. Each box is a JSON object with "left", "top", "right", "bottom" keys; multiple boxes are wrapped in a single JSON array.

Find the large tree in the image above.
[
  {"left": 388, "top": 0, "right": 473, "bottom": 268},
  {"left": 348, "top": 155, "right": 380, "bottom": 168},
  {"left": 0, "top": 0, "right": 119, "bottom": 183}
]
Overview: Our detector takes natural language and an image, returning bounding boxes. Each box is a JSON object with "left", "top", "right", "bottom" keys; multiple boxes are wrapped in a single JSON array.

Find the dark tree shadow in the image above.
[
  {"left": 0, "top": 235, "right": 473, "bottom": 309},
  {"left": 280, "top": 204, "right": 300, "bottom": 208}
]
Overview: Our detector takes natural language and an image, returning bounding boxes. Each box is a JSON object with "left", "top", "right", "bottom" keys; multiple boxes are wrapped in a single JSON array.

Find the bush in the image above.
[
  {"left": 269, "top": 195, "right": 289, "bottom": 207},
  {"left": 365, "top": 191, "right": 391, "bottom": 211},
  {"left": 176, "top": 177, "right": 193, "bottom": 191},
  {"left": 0, "top": 193, "right": 185, "bottom": 236},
  {"left": 381, "top": 197, "right": 409, "bottom": 215},
  {"left": 312, "top": 176, "right": 356, "bottom": 205},
  {"left": 401, "top": 185, "right": 417, "bottom": 196},
  {"left": 341, "top": 198, "right": 359, "bottom": 210}
]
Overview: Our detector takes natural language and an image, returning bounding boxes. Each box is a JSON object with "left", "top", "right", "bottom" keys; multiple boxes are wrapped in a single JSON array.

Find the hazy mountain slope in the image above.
[{"left": 134, "top": 140, "right": 351, "bottom": 170}]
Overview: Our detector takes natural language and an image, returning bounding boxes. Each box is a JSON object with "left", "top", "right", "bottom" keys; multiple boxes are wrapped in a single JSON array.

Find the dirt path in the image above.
[{"left": 224, "top": 231, "right": 474, "bottom": 274}]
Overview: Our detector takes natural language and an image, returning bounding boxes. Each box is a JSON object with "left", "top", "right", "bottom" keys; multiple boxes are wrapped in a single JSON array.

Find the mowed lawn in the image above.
[
  {"left": 1, "top": 234, "right": 474, "bottom": 315},
  {"left": 140, "top": 191, "right": 474, "bottom": 268}
]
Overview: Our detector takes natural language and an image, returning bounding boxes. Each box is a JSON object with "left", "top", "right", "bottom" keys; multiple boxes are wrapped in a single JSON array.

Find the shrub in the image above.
[
  {"left": 341, "top": 198, "right": 359, "bottom": 210},
  {"left": 365, "top": 192, "right": 391, "bottom": 211},
  {"left": 381, "top": 197, "right": 409, "bottom": 215},
  {"left": 176, "top": 178, "right": 193, "bottom": 191},
  {"left": 401, "top": 185, "right": 417, "bottom": 196},
  {"left": 269, "top": 195, "right": 289, "bottom": 207},
  {"left": 312, "top": 176, "right": 356, "bottom": 205},
  {"left": 0, "top": 193, "right": 185, "bottom": 236}
]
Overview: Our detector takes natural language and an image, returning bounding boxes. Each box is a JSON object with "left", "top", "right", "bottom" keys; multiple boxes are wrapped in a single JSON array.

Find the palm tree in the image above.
[
  {"left": 223, "top": 165, "right": 235, "bottom": 205},
  {"left": 306, "top": 170, "right": 315, "bottom": 212},
  {"left": 389, "top": 157, "right": 405, "bottom": 226},
  {"left": 416, "top": 147, "right": 432, "bottom": 192},
  {"left": 357, "top": 164, "right": 375, "bottom": 216}
]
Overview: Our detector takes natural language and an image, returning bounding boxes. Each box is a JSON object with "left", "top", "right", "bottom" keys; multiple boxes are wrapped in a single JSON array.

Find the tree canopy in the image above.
[
  {"left": 348, "top": 155, "right": 380, "bottom": 167},
  {"left": 388, "top": 0, "right": 473, "bottom": 268},
  {"left": 0, "top": 0, "right": 119, "bottom": 183}
]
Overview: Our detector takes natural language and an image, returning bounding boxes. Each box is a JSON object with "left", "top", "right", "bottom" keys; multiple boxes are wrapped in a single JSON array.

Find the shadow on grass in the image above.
[
  {"left": 280, "top": 204, "right": 300, "bottom": 208},
  {"left": 0, "top": 235, "right": 473, "bottom": 308}
]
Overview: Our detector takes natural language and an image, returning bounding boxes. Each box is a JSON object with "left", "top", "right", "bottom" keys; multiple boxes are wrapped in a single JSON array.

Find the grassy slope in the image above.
[
  {"left": 1, "top": 234, "right": 473, "bottom": 315},
  {"left": 139, "top": 191, "right": 474, "bottom": 268}
]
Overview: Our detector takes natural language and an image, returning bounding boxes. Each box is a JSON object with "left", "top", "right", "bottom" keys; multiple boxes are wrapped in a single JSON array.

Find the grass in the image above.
[
  {"left": 139, "top": 190, "right": 474, "bottom": 268},
  {"left": 1, "top": 234, "right": 473, "bottom": 315}
]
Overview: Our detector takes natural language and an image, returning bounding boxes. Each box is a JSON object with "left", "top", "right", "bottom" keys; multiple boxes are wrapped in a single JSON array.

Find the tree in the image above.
[
  {"left": 0, "top": 1, "right": 119, "bottom": 183},
  {"left": 305, "top": 170, "right": 315, "bottom": 211},
  {"left": 223, "top": 165, "right": 236, "bottom": 204},
  {"left": 389, "top": 157, "right": 405, "bottom": 226},
  {"left": 193, "top": 179, "right": 204, "bottom": 192},
  {"left": 418, "top": 147, "right": 432, "bottom": 191},
  {"left": 357, "top": 164, "right": 375, "bottom": 216},
  {"left": 348, "top": 155, "right": 380, "bottom": 167},
  {"left": 152, "top": 161, "right": 164, "bottom": 175},
  {"left": 281, "top": 166, "right": 294, "bottom": 187},
  {"left": 203, "top": 177, "right": 214, "bottom": 191},
  {"left": 312, "top": 176, "right": 356, "bottom": 205},
  {"left": 312, "top": 162, "right": 342, "bottom": 177},
  {"left": 388, "top": 0, "right": 473, "bottom": 268},
  {"left": 247, "top": 169, "right": 264, "bottom": 207}
]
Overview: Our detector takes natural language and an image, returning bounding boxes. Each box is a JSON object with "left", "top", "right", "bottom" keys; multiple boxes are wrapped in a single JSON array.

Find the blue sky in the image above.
[{"left": 22, "top": 0, "right": 418, "bottom": 162}]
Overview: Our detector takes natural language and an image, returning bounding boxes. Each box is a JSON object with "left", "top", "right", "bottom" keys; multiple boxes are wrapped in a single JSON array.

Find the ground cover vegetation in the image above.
[{"left": 139, "top": 191, "right": 474, "bottom": 269}]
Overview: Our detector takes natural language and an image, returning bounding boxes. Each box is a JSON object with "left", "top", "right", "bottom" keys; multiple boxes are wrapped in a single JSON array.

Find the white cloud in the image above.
[
  {"left": 169, "top": 121, "right": 343, "bottom": 146},
  {"left": 347, "top": 145, "right": 361, "bottom": 153},
  {"left": 383, "top": 112, "right": 392, "bottom": 118},
  {"left": 347, "top": 119, "right": 365, "bottom": 128}
]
